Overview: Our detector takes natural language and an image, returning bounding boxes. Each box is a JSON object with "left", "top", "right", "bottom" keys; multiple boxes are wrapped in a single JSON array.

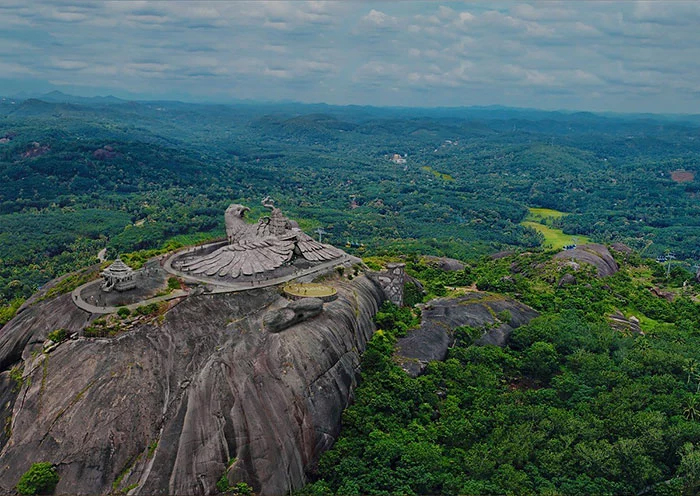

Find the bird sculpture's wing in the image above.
[
  {"left": 292, "top": 231, "right": 344, "bottom": 262},
  {"left": 181, "top": 239, "right": 295, "bottom": 278}
]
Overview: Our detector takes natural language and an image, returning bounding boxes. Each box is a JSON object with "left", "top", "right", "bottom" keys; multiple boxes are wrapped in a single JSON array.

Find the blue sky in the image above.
[{"left": 1, "top": 1, "right": 699, "bottom": 113}]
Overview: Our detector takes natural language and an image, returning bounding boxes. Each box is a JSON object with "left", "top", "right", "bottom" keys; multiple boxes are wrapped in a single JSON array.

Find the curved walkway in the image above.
[
  {"left": 72, "top": 249, "right": 356, "bottom": 315},
  {"left": 71, "top": 284, "right": 189, "bottom": 315}
]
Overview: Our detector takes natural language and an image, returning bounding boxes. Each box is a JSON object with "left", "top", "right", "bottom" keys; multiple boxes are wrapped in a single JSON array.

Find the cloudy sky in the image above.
[{"left": 1, "top": 1, "right": 699, "bottom": 113}]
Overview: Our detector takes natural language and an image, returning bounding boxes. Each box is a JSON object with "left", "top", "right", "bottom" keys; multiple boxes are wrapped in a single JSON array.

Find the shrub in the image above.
[
  {"left": 117, "top": 307, "right": 131, "bottom": 318},
  {"left": 134, "top": 303, "right": 159, "bottom": 316},
  {"left": 231, "top": 482, "right": 253, "bottom": 495},
  {"left": 167, "top": 277, "right": 180, "bottom": 290},
  {"left": 497, "top": 309, "right": 512, "bottom": 324},
  {"left": 83, "top": 326, "right": 107, "bottom": 338},
  {"left": 403, "top": 281, "right": 424, "bottom": 307},
  {"left": 216, "top": 476, "right": 252, "bottom": 495},
  {"left": 47, "top": 329, "right": 68, "bottom": 343},
  {"left": 16, "top": 462, "right": 58, "bottom": 495},
  {"left": 216, "top": 475, "right": 230, "bottom": 493},
  {"left": 9, "top": 365, "right": 24, "bottom": 392}
]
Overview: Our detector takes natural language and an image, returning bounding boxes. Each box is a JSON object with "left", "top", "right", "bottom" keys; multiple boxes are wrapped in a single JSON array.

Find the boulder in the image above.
[
  {"left": 438, "top": 258, "right": 465, "bottom": 272},
  {"left": 553, "top": 244, "right": 619, "bottom": 277},
  {"left": 263, "top": 298, "right": 324, "bottom": 332},
  {"left": 422, "top": 256, "right": 466, "bottom": 272},
  {"left": 608, "top": 310, "right": 643, "bottom": 334},
  {"left": 558, "top": 273, "right": 577, "bottom": 287},
  {"left": 649, "top": 287, "right": 675, "bottom": 302},
  {"left": 611, "top": 242, "right": 633, "bottom": 254}
]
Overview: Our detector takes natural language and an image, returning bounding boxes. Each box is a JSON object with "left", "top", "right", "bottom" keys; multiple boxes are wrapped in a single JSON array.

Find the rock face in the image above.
[
  {"left": 608, "top": 310, "right": 643, "bottom": 334},
  {"left": 649, "top": 287, "right": 676, "bottom": 302},
  {"left": 553, "top": 244, "right": 619, "bottom": 277},
  {"left": 610, "top": 242, "right": 632, "bottom": 254},
  {"left": 422, "top": 256, "right": 466, "bottom": 272},
  {"left": 396, "top": 293, "right": 538, "bottom": 377},
  {"left": 0, "top": 276, "right": 385, "bottom": 495},
  {"left": 263, "top": 297, "right": 324, "bottom": 333}
]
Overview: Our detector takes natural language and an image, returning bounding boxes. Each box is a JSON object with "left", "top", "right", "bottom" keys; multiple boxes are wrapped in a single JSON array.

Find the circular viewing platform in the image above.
[{"left": 283, "top": 283, "right": 337, "bottom": 302}]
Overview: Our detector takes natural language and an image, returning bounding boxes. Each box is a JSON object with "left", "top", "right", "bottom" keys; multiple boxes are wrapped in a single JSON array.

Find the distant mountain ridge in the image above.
[{"left": 2, "top": 90, "right": 700, "bottom": 125}]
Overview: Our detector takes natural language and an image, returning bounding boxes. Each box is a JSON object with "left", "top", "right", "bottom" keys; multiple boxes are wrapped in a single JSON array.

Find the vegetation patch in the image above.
[
  {"left": 304, "top": 251, "right": 700, "bottom": 496},
  {"left": 0, "top": 297, "right": 24, "bottom": 326},
  {"left": 9, "top": 365, "right": 24, "bottom": 392},
  {"left": 16, "top": 462, "right": 58, "bottom": 496},
  {"left": 46, "top": 329, "right": 68, "bottom": 343},
  {"left": 37, "top": 270, "right": 97, "bottom": 303},
  {"left": 521, "top": 221, "right": 590, "bottom": 250},
  {"left": 525, "top": 207, "right": 568, "bottom": 222},
  {"left": 421, "top": 166, "right": 455, "bottom": 182}
]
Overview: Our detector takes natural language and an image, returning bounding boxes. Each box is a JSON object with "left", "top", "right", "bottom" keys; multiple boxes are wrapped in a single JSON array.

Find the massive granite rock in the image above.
[
  {"left": 553, "top": 243, "right": 619, "bottom": 277},
  {"left": 396, "top": 292, "right": 538, "bottom": 377},
  {"left": 0, "top": 276, "right": 384, "bottom": 495}
]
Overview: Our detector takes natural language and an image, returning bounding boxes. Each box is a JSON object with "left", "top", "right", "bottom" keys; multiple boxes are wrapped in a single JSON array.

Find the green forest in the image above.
[
  {"left": 2, "top": 96, "right": 700, "bottom": 495},
  {"left": 1, "top": 97, "right": 699, "bottom": 324},
  {"left": 304, "top": 251, "right": 700, "bottom": 496}
]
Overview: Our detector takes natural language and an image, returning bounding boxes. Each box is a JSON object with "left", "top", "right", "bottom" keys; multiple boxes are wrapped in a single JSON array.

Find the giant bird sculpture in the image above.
[{"left": 179, "top": 199, "right": 343, "bottom": 279}]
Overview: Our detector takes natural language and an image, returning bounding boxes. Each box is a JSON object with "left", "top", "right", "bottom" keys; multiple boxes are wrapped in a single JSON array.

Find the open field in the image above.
[
  {"left": 521, "top": 221, "right": 591, "bottom": 250},
  {"left": 521, "top": 207, "right": 589, "bottom": 249}
]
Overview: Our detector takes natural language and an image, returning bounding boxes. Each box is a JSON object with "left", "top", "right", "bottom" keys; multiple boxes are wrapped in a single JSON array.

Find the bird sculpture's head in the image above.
[{"left": 225, "top": 204, "right": 251, "bottom": 218}]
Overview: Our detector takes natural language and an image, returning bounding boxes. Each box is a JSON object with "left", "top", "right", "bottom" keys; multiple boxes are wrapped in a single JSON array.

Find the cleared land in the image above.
[
  {"left": 521, "top": 207, "right": 590, "bottom": 250},
  {"left": 671, "top": 170, "right": 695, "bottom": 183}
]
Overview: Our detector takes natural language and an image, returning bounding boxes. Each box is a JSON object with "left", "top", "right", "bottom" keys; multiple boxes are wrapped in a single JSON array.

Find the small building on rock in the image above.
[{"left": 101, "top": 258, "right": 138, "bottom": 292}]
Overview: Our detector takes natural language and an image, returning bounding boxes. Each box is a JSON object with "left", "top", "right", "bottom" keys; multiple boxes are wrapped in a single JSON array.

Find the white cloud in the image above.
[
  {"left": 362, "top": 9, "right": 398, "bottom": 28},
  {"left": 0, "top": 0, "right": 698, "bottom": 112},
  {"left": 49, "top": 58, "right": 89, "bottom": 70}
]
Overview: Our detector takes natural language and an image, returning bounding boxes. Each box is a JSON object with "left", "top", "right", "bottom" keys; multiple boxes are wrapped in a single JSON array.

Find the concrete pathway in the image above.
[{"left": 71, "top": 284, "right": 189, "bottom": 314}]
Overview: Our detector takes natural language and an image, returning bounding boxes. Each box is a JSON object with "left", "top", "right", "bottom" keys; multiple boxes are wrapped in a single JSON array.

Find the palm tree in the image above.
[{"left": 684, "top": 396, "right": 700, "bottom": 421}]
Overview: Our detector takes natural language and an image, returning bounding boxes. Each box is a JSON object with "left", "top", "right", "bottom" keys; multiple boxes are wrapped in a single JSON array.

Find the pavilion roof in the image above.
[{"left": 102, "top": 257, "right": 134, "bottom": 277}]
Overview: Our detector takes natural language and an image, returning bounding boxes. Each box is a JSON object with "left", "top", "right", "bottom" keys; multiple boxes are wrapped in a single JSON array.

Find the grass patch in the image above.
[
  {"left": 525, "top": 207, "right": 568, "bottom": 222},
  {"left": 421, "top": 166, "right": 454, "bottom": 182},
  {"left": 521, "top": 221, "right": 591, "bottom": 250},
  {"left": 37, "top": 270, "right": 97, "bottom": 302}
]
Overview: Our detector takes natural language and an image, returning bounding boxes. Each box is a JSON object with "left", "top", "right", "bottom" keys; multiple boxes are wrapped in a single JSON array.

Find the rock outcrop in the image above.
[
  {"left": 610, "top": 242, "right": 632, "bottom": 254},
  {"left": 395, "top": 292, "right": 538, "bottom": 377},
  {"left": 608, "top": 310, "right": 643, "bottom": 334},
  {"left": 263, "top": 297, "right": 324, "bottom": 333},
  {"left": 0, "top": 275, "right": 385, "bottom": 495},
  {"left": 553, "top": 244, "right": 619, "bottom": 277},
  {"left": 422, "top": 256, "right": 466, "bottom": 272}
]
